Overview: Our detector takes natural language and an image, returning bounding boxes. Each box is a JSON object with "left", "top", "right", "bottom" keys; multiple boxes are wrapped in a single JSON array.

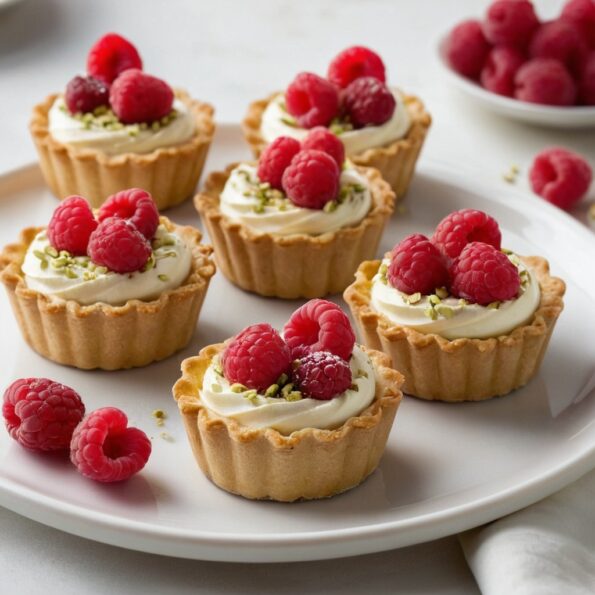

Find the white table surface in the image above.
[{"left": 0, "top": 0, "right": 592, "bottom": 593}]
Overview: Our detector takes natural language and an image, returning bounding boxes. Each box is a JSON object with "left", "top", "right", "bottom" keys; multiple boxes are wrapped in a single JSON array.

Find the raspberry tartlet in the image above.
[
  {"left": 30, "top": 33, "right": 215, "bottom": 210},
  {"left": 0, "top": 189, "right": 215, "bottom": 370},
  {"left": 344, "top": 209, "right": 566, "bottom": 402},
  {"left": 242, "top": 46, "right": 431, "bottom": 200},
  {"left": 172, "top": 300, "right": 403, "bottom": 501}
]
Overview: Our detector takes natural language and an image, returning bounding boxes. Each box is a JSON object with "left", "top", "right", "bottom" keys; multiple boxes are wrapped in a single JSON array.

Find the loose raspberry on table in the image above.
[
  {"left": 87, "top": 33, "right": 143, "bottom": 85},
  {"left": 342, "top": 76, "right": 396, "bottom": 128},
  {"left": 431, "top": 209, "right": 501, "bottom": 260},
  {"left": 283, "top": 299, "right": 355, "bottom": 361},
  {"left": 70, "top": 407, "right": 151, "bottom": 483},
  {"left": 327, "top": 46, "right": 386, "bottom": 89},
  {"left": 98, "top": 188, "right": 159, "bottom": 240},
  {"left": 450, "top": 242, "right": 521, "bottom": 306},
  {"left": 285, "top": 72, "right": 339, "bottom": 129},
  {"left": 3, "top": 378, "right": 85, "bottom": 452},
  {"left": 221, "top": 323, "right": 291, "bottom": 392},
  {"left": 256, "top": 136, "right": 301, "bottom": 190},
  {"left": 480, "top": 46, "right": 526, "bottom": 97},
  {"left": 578, "top": 52, "right": 595, "bottom": 104},
  {"left": 446, "top": 20, "right": 491, "bottom": 79},
  {"left": 293, "top": 351, "right": 352, "bottom": 401},
  {"left": 47, "top": 196, "right": 98, "bottom": 256},
  {"left": 388, "top": 234, "right": 449, "bottom": 295},
  {"left": 64, "top": 75, "right": 110, "bottom": 114},
  {"left": 482, "top": 0, "right": 540, "bottom": 47},
  {"left": 109, "top": 69, "right": 174, "bottom": 124},
  {"left": 301, "top": 127, "right": 345, "bottom": 168},
  {"left": 529, "top": 147, "right": 592, "bottom": 210},
  {"left": 514, "top": 58, "right": 577, "bottom": 106},
  {"left": 87, "top": 217, "right": 151, "bottom": 274},
  {"left": 561, "top": 0, "right": 595, "bottom": 48}
]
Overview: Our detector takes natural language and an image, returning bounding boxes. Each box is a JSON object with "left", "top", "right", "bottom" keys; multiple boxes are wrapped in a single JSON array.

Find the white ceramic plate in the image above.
[
  {"left": 0, "top": 125, "right": 594, "bottom": 563},
  {"left": 437, "top": 34, "right": 595, "bottom": 129}
]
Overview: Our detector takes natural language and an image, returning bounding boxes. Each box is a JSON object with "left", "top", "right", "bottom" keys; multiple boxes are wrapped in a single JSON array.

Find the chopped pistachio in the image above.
[
  {"left": 323, "top": 200, "right": 338, "bottom": 213},
  {"left": 44, "top": 246, "right": 59, "bottom": 258},
  {"left": 487, "top": 301, "right": 500, "bottom": 310},
  {"left": 64, "top": 268, "right": 78, "bottom": 279},
  {"left": 280, "top": 116, "right": 298, "bottom": 128},
  {"left": 435, "top": 304, "right": 454, "bottom": 319},
  {"left": 151, "top": 121, "right": 161, "bottom": 132},
  {"left": 158, "top": 274, "right": 169, "bottom": 282},
  {"left": 230, "top": 383, "right": 248, "bottom": 393},
  {"left": 357, "top": 369, "right": 368, "bottom": 378},
  {"left": 424, "top": 306, "right": 438, "bottom": 320},
  {"left": 264, "top": 384, "right": 279, "bottom": 398},
  {"left": 406, "top": 292, "right": 422, "bottom": 304},
  {"left": 277, "top": 372, "right": 289, "bottom": 386},
  {"left": 350, "top": 383, "right": 359, "bottom": 392},
  {"left": 428, "top": 294, "right": 441, "bottom": 305},
  {"left": 458, "top": 298, "right": 468, "bottom": 307},
  {"left": 243, "top": 390, "right": 258, "bottom": 404},
  {"left": 40, "top": 260, "right": 48, "bottom": 270},
  {"left": 152, "top": 409, "right": 167, "bottom": 420},
  {"left": 507, "top": 253, "right": 521, "bottom": 266},
  {"left": 213, "top": 364, "right": 224, "bottom": 377},
  {"left": 291, "top": 359, "right": 301, "bottom": 370},
  {"left": 252, "top": 203, "right": 265, "bottom": 214},
  {"left": 281, "top": 383, "right": 294, "bottom": 398},
  {"left": 211, "top": 383, "right": 222, "bottom": 393},
  {"left": 83, "top": 271, "right": 96, "bottom": 281},
  {"left": 33, "top": 250, "right": 47, "bottom": 261},
  {"left": 95, "top": 266, "right": 108, "bottom": 275},
  {"left": 285, "top": 391, "right": 302, "bottom": 402},
  {"left": 435, "top": 286, "right": 449, "bottom": 299}
]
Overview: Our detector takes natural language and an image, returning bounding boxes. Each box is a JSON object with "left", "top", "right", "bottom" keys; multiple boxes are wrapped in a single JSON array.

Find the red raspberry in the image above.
[
  {"left": 514, "top": 58, "right": 577, "bottom": 106},
  {"left": 483, "top": 0, "right": 540, "bottom": 47},
  {"left": 450, "top": 242, "right": 520, "bottom": 306},
  {"left": 446, "top": 20, "right": 491, "bottom": 79},
  {"left": 70, "top": 407, "right": 151, "bottom": 483},
  {"left": 47, "top": 196, "right": 98, "bottom": 256},
  {"left": 578, "top": 52, "right": 595, "bottom": 104},
  {"left": 64, "top": 75, "right": 109, "bottom": 114},
  {"left": 283, "top": 299, "right": 355, "bottom": 361},
  {"left": 87, "top": 33, "right": 143, "bottom": 85},
  {"left": 285, "top": 72, "right": 339, "bottom": 129},
  {"left": 87, "top": 217, "right": 151, "bottom": 273},
  {"left": 387, "top": 234, "right": 449, "bottom": 295},
  {"left": 3, "top": 378, "right": 85, "bottom": 452},
  {"left": 98, "top": 188, "right": 159, "bottom": 240},
  {"left": 529, "top": 147, "right": 592, "bottom": 210},
  {"left": 432, "top": 209, "right": 501, "bottom": 260},
  {"left": 561, "top": 0, "right": 595, "bottom": 48},
  {"left": 221, "top": 323, "right": 291, "bottom": 392},
  {"left": 293, "top": 351, "right": 352, "bottom": 401},
  {"left": 109, "top": 69, "right": 174, "bottom": 124},
  {"left": 281, "top": 149, "right": 340, "bottom": 209},
  {"left": 327, "top": 46, "right": 386, "bottom": 89},
  {"left": 342, "top": 77, "right": 396, "bottom": 128},
  {"left": 256, "top": 136, "right": 301, "bottom": 190},
  {"left": 480, "top": 46, "right": 526, "bottom": 97},
  {"left": 301, "top": 127, "right": 345, "bottom": 168}
]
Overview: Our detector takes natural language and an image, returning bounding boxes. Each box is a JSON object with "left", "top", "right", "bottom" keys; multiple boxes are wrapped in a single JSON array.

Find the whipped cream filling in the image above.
[
  {"left": 22, "top": 225, "right": 192, "bottom": 306},
  {"left": 370, "top": 256, "right": 541, "bottom": 340},
  {"left": 260, "top": 88, "right": 411, "bottom": 156},
  {"left": 200, "top": 345, "right": 376, "bottom": 435},
  {"left": 220, "top": 164, "right": 372, "bottom": 235},
  {"left": 48, "top": 97, "right": 196, "bottom": 155}
]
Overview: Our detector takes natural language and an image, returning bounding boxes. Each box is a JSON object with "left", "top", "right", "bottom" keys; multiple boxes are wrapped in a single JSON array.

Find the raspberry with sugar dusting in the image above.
[
  {"left": 301, "top": 127, "right": 345, "bottom": 168},
  {"left": 65, "top": 75, "right": 110, "bottom": 114},
  {"left": 256, "top": 136, "right": 301, "bottom": 190},
  {"left": 293, "top": 351, "right": 352, "bottom": 401},
  {"left": 327, "top": 46, "right": 386, "bottom": 89},
  {"left": 87, "top": 33, "right": 143, "bottom": 85},
  {"left": 446, "top": 20, "right": 491, "bottom": 79},
  {"left": 482, "top": 0, "right": 539, "bottom": 47},
  {"left": 342, "top": 76, "right": 396, "bottom": 128},
  {"left": 98, "top": 188, "right": 159, "bottom": 240},
  {"left": 47, "top": 195, "right": 98, "bottom": 256},
  {"left": 285, "top": 72, "right": 339, "bottom": 129}
]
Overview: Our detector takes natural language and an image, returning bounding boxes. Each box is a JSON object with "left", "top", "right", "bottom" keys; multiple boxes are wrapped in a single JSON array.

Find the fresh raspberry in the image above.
[
  {"left": 281, "top": 149, "right": 340, "bottom": 209},
  {"left": 221, "top": 323, "right": 291, "bottom": 392},
  {"left": 3, "top": 378, "right": 85, "bottom": 452},
  {"left": 480, "top": 46, "right": 526, "bottom": 97},
  {"left": 529, "top": 147, "right": 592, "bottom": 210},
  {"left": 446, "top": 20, "right": 491, "bottom": 79},
  {"left": 578, "top": 52, "right": 595, "bottom": 104},
  {"left": 109, "top": 69, "right": 174, "bottom": 124},
  {"left": 98, "top": 188, "right": 159, "bottom": 240},
  {"left": 342, "top": 77, "right": 396, "bottom": 128},
  {"left": 561, "top": 0, "right": 595, "bottom": 48},
  {"left": 47, "top": 196, "right": 98, "bottom": 256},
  {"left": 301, "top": 127, "right": 345, "bottom": 168},
  {"left": 70, "top": 407, "right": 151, "bottom": 483},
  {"left": 450, "top": 242, "right": 520, "bottom": 306},
  {"left": 483, "top": 0, "right": 540, "bottom": 47},
  {"left": 256, "top": 136, "right": 301, "bottom": 190},
  {"left": 87, "top": 33, "right": 143, "bottom": 85},
  {"left": 327, "top": 46, "right": 386, "bottom": 89},
  {"left": 283, "top": 299, "right": 355, "bottom": 361},
  {"left": 87, "top": 217, "right": 151, "bottom": 273},
  {"left": 432, "top": 209, "right": 501, "bottom": 261},
  {"left": 387, "top": 234, "right": 449, "bottom": 295},
  {"left": 285, "top": 72, "right": 339, "bottom": 129},
  {"left": 64, "top": 75, "right": 109, "bottom": 114},
  {"left": 514, "top": 58, "right": 577, "bottom": 106},
  {"left": 293, "top": 351, "right": 352, "bottom": 401}
]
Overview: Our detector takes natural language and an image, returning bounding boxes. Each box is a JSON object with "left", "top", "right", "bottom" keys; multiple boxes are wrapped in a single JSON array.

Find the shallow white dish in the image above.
[{"left": 0, "top": 124, "right": 594, "bottom": 563}]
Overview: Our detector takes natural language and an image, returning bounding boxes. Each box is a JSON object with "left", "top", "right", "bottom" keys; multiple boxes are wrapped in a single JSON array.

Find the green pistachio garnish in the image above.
[
  {"left": 428, "top": 294, "right": 441, "bottom": 305},
  {"left": 487, "top": 301, "right": 501, "bottom": 310},
  {"left": 158, "top": 274, "right": 169, "bottom": 282},
  {"left": 281, "top": 383, "right": 294, "bottom": 398},
  {"left": 357, "top": 369, "right": 368, "bottom": 379},
  {"left": 424, "top": 306, "right": 438, "bottom": 320},
  {"left": 276, "top": 372, "right": 289, "bottom": 386},
  {"left": 211, "top": 383, "right": 222, "bottom": 393},
  {"left": 435, "top": 286, "right": 449, "bottom": 299},
  {"left": 405, "top": 292, "right": 422, "bottom": 304},
  {"left": 350, "top": 383, "right": 359, "bottom": 392},
  {"left": 230, "top": 383, "right": 248, "bottom": 393},
  {"left": 44, "top": 246, "right": 59, "bottom": 258},
  {"left": 285, "top": 391, "right": 303, "bottom": 402},
  {"left": 280, "top": 116, "right": 298, "bottom": 128},
  {"left": 264, "top": 384, "right": 279, "bottom": 398},
  {"left": 435, "top": 304, "right": 454, "bottom": 319},
  {"left": 323, "top": 200, "right": 338, "bottom": 213},
  {"left": 458, "top": 299, "right": 468, "bottom": 307}
]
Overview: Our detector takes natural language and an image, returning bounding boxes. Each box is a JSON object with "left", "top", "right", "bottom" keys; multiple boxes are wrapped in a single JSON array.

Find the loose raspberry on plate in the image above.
[
  {"left": 64, "top": 75, "right": 110, "bottom": 114},
  {"left": 47, "top": 195, "right": 98, "bottom": 256},
  {"left": 301, "top": 127, "right": 345, "bottom": 168},
  {"left": 293, "top": 351, "right": 352, "bottom": 401},
  {"left": 578, "top": 51, "right": 595, "bottom": 104},
  {"left": 3, "top": 378, "right": 85, "bottom": 452},
  {"left": 480, "top": 46, "right": 526, "bottom": 97},
  {"left": 70, "top": 407, "right": 151, "bottom": 483},
  {"left": 529, "top": 147, "right": 592, "bottom": 210},
  {"left": 388, "top": 234, "right": 449, "bottom": 295},
  {"left": 283, "top": 299, "right": 355, "bottom": 361},
  {"left": 87, "top": 33, "right": 143, "bottom": 85},
  {"left": 285, "top": 72, "right": 339, "bottom": 129},
  {"left": 109, "top": 69, "right": 174, "bottom": 124},
  {"left": 450, "top": 242, "right": 521, "bottom": 306},
  {"left": 446, "top": 20, "right": 491, "bottom": 79},
  {"left": 221, "top": 323, "right": 291, "bottom": 392},
  {"left": 561, "top": 0, "right": 595, "bottom": 48},
  {"left": 342, "top": 77, "right": 396, "bottom": 128},
  {"left": 98, "top": 188, "right": 159, "bottom": 240},
  {"left": 432, "top": 209, "right": 501, "bottom": 260},
  {"left": 514, "top": 58, "right": 577, "bottom": 106},
  {"left": 256, "top": 136, "right": 301, "bottom": 190},
  {"left": 87, "top": 217, "right": 151, "bottom": 274},
  {"left": 483, "top": 0, "right": 540, "bottom": 47},
  {"left": 327, "top": 46, "right": 386, "bottom": 89},
  {"left": 281, "top": 149, "right": 340, "bottom": 209}
]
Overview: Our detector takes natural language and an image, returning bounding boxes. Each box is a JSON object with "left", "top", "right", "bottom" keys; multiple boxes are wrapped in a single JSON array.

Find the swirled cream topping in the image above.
[
  {"left": 220, "top": 164, "right": 371, "bottom": 235},
  {"left": 370, "top": 255, "right": 541, "bottom": 340},
  {"left": 48, "top": 97, "right": 196, "bottom": 155},
  {"left": 260, "top": 88, "right": 411, "bottom": 156},
  {"left": 200, "top": 345, "right": 376, "bottom": 434},
  {"left": 22, "top": 225, "right": 192, "bottom": 306}
]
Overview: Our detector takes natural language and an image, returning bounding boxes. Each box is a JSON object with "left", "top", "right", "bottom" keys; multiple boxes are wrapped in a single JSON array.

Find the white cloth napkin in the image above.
[{"left": 459, "top": 469, "right": 595, "bottom": 595}]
